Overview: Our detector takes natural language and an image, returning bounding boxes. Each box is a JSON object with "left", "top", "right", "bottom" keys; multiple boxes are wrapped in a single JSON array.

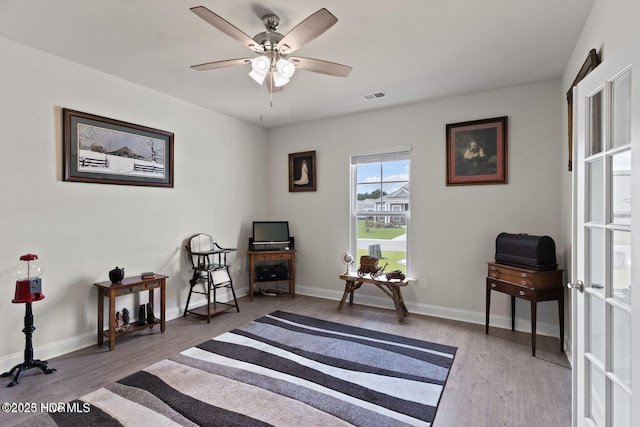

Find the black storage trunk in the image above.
[{"left": 495, "top": 232, "right": 557, "bottom": 271}]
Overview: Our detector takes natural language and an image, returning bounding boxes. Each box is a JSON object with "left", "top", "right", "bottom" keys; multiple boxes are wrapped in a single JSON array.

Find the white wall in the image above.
[
  {"left": 0, "top": 36, "right": 268, "bottom": 371},
  {"left": 267, "top": 79, "right": 564, "bottom": 333}
]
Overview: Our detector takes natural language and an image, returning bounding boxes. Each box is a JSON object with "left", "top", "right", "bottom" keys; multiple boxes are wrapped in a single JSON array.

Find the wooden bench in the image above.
[{"left": 338, "top": 273, "right": 410, "bottom": 322}]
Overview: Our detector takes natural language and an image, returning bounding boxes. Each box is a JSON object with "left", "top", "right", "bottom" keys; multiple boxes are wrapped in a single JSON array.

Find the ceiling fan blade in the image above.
[
  {"left": 191, "top": 58, "right": 252, "bottom": 71},
  {"left": 265, "top": 73, "right": 284, "bottom": 93},
  {"left": 290, "top": 57, "right": 352, "bottom": 77},
  {"left": 277, "top": 8, "right": 337, "bottom": 54},
  {"left": 190, "top": 6, "right": 263, "bottom": 53}
]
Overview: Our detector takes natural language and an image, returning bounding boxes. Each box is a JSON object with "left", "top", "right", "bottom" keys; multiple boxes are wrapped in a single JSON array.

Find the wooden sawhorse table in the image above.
[{"left": 338, "top": 273, "right": 410, "bottom": 322}]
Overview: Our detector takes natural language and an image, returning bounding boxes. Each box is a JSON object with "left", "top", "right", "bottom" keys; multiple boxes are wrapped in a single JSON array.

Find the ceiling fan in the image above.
[{"left": 190, "top": 6, "right": 352, "bottom": 93}]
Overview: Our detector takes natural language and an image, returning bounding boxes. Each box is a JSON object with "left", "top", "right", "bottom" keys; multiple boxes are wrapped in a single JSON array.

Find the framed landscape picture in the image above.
[
  {"left": 446, "top": 116, "right": 508, "bottom": 186},
  {"left": 289, "top": 150, "right": 316, "bottom": 192},
  {"left": 63, "top": 109, "right": 174, "bottom": 187}
]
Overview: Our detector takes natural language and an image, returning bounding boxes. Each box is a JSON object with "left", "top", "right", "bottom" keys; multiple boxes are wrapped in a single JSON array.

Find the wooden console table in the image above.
[
  {"left": 338, "top": 273, "right": 410, "bottom": 322},
  {"left": 248, "top": 250, "right": 296, "bottom": 301},
  {"left": 94, "top": 275, "right": 167, "bottom": 351},
  {"left": 485, "top": 262, "right": 563, "bottom": 356}
]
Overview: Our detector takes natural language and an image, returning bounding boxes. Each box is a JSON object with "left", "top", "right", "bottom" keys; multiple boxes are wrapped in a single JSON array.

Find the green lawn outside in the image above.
[{"left": 357, "top": 221, "right": 406, "bottom": 240}]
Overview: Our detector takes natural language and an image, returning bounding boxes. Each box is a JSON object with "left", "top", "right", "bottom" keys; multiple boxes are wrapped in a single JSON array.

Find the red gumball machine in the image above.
[
  {"left": 1, "top": 254, "right": 56, "bottom": 387},
  {"left": 12, "top": 254, "right": 45, "bottom": 303}
]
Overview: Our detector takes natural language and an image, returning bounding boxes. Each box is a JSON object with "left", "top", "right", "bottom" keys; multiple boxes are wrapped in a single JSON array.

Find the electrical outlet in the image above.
[{"left": 418, "top": 278, "right": 427, "bottom": 289}]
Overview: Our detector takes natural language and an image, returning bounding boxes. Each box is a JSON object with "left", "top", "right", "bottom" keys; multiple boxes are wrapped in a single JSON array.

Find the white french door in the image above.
[{"left": 571, "top": 39, "right": 640, "bottom": 427}]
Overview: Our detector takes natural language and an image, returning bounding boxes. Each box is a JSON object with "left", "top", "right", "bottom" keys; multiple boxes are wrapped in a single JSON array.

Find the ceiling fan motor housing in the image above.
[
  {"left": 253, "top": 31, "right": 284, "bottom": 52},
  {"left": 261, "top": 13, "right": 280, "bottom": 31}
]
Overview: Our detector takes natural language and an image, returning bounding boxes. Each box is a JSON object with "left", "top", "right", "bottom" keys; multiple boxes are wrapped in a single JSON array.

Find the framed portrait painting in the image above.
[
  {"left": 63, "top": 109, "right": 174, "bottom": 187},
  {"left": 446, "top": 116, "right": 508, "bottom": 186},
  {"left": 289, "top": 150, "right": 316, "bottom": 192}
]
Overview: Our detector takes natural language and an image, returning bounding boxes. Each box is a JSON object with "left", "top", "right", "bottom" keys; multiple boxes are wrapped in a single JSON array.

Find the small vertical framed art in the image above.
[
  {"left": 289, "top": 150, "right": 316, "bottom": 192},
  {"left": 446, "top": 116, "right": 508, "bottom": 186}
]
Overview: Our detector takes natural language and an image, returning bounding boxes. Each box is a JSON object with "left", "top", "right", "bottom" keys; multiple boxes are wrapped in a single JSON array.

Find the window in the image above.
[{"left": 350, "top": 148, "right": 410, "bottom": 274}]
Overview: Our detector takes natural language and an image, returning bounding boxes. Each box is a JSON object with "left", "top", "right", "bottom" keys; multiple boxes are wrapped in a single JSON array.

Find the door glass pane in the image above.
[
  {"left": 589, "top": 90, "right": 604, "bottom": 155},
  {"left": 589, "top": 159, "right": 604, "bottom": 223},
  {"left": 588, "top": 360, "right": 606, "bottom": 426},
  {"left": 612, "top": 381, "right": 631, "bottom": 427},
  {"left": 588, "top": 294, "right": 605, "bottom": 362},
  {"left": 612, "top": 307, "right": 631, "bottom": 387},
  {"left": 612, "top": 230, "right": 631, "bottom": 305},
  {"left": 588, "top": 227, "right": 605, "bottom": 294},
  {"left": 611, "top": 69, "right": 631, "bottom": 148},
  {"left": 611, "top": 150, "right": 631, "bottom": 225}
]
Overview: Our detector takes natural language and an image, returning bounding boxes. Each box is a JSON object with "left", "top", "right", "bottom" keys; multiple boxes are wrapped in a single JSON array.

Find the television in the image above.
[{"left": 251, "top": 221, "right": 293, "bottom": 250}]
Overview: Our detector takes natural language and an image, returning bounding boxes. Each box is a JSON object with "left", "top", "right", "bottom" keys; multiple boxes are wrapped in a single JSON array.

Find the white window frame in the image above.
[{"left": 350, "top": 146, "right": 411, "bottom": 274}]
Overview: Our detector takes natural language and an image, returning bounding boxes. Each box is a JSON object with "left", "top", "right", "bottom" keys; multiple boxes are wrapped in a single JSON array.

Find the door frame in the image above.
[{"left": 570, "top": 37, "right": 640, "bottom": 426}]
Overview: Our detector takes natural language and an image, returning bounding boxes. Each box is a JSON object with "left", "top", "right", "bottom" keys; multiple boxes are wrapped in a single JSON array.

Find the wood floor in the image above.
[{"left": 0, "top": 295, "right": 571, "bottom": 426}]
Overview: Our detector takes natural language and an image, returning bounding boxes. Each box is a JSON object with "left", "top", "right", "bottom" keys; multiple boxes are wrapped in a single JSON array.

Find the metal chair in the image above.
[{"left": 183, "top": 233, "right": 239, "bottom": 322}]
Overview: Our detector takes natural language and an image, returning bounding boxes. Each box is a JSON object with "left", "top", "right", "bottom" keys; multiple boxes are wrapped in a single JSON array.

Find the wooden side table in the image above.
[
  {"left": 338, "top": 273, "right": 410, "bottom": 322},
  {"left": 248, "top": 250, "right": 296, "bottom": 301},
  {"left": 94, "top": 275, "right": 167, "bottom": 351},
  {"left": 485, "top": 262, "right": 563, "bottom": 356}
]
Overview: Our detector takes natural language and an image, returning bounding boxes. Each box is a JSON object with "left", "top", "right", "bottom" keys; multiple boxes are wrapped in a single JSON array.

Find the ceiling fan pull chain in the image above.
[
  {"left": 269, "top": 76, "right": 274, "bottom": 107},
  {"left": 260, "top": 85, "right": 264, "bottom": 122}
]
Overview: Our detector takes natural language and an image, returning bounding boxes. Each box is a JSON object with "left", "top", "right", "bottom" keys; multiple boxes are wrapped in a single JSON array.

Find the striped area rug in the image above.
[{"left": 41, "top": 311, "right": 456, "bottom": 426}]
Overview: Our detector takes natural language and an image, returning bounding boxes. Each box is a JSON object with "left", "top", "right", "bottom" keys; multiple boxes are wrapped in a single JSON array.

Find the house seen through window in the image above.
[{"left": 350, "top": 149, "right": 410, "bottom": 275}]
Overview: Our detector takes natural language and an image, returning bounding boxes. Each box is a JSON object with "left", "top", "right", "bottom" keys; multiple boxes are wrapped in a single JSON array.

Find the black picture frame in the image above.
[
  {"left": 446, "top": 116, "right": 508, "bottom": 186},
  {"left": 289, "top": 150, "right": 316, "bottom": 192},
  {"left": 63, "top": 109, "right": 174, "bottom": 187},
  {"left": 566, "top": 49, "right": 600, "bottom": 171}
]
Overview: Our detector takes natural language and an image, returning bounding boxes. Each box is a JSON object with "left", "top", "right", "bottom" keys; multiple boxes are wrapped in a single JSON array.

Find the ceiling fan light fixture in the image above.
[
  {"left": 251, "top": 55, "right": 270, "bottom": 73},
  {"left": 276, "top": 58, "right": 296, "bottom": 79},
  {"left": 272, "top": 70, "right": 290, "bottom": 87},
  {"left": 249, "top": 56, "right": 270, "bottom": 84},
  {"left": 249, "top": 69, "right": 267, "bottom": 85}
]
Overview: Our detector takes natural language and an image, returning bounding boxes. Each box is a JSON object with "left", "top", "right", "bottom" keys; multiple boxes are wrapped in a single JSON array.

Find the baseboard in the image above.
[
  {"left": 1, "top": 284, "right": 565, "bottom": 372},
  {"left": 295, "top": 284, "right": 563, "bottom": 338},
  {"left": 0, "top": 288, "right": 250, "bottom": 373}
]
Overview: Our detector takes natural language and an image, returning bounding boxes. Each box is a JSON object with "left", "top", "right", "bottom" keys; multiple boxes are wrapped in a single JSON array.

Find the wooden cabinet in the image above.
[
  {"left": 485, "top": 263, "right": 563, "bottom": 356},
  {"left": 487, "top": 263, "right": 561, "bottom": 288},
  {"left": 248, "top": 250, "right": 296, "bottom": 301},
  {"left": 94, "top": 275, "right": 167, "bottom": 351}
]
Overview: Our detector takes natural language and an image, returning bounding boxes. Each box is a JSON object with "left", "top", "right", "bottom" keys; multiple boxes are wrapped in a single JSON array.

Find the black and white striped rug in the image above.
[{"left": 44, "top": 311, "right": 456, "bottom": 426}]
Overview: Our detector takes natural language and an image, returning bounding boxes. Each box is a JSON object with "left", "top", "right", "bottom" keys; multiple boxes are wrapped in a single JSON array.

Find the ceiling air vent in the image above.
[{"left": 362, "top": 92, "right": 387, "bottom": 101}]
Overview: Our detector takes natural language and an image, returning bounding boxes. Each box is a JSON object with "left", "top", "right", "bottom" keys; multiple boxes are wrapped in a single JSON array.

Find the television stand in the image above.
[{"left": 248, "top": 249, "right": 296, "bottom": 301}]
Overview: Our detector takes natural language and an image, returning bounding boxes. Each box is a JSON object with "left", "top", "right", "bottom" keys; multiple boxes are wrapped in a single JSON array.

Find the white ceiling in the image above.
[{"left": 0, "top": 0, "right": 595, "bottom": 129}]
